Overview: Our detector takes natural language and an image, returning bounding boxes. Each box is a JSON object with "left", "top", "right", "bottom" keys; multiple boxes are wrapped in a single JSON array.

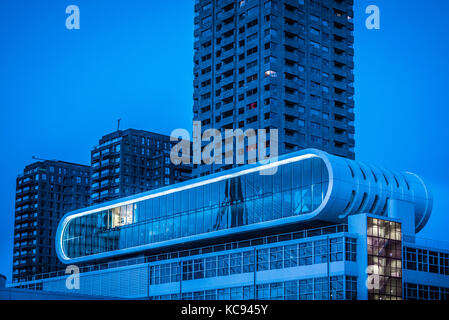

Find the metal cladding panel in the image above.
[
  {"left": 42, "top": 265, "right": 149, "bottom": 298},
  {"left": 403, "top": 172, "right": 433, "bottom": 232},
  {"left": 321, "top": 151, "right": 432, "bottom": 233},
  {"left": 43, "top": 278, "right": 67, "bottom": 293}
]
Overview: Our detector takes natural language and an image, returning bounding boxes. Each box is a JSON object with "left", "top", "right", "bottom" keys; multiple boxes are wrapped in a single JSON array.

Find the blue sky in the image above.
[{"left": 0, "top": 0, "right": 448, "bottom": 281}]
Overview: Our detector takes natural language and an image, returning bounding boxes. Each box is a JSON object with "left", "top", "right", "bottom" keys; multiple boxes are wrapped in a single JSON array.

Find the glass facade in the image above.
[
  {"left": 149, "top": 236, "right": 357, "bottom": 286},
  {"left": 404, "top": 247, "right": 449, "bottom": 275},
  {"left": 149, "top": 276, "right": 357, "bottom": 301},
  {"left": 62, "top": 157, "right": 329, "bottom": 259},
  {"left": 404, "top": 283, "right": 449, "bottom": 300},
  {"left": 367, "top": 217, "right": 403, "bottom": 300}
]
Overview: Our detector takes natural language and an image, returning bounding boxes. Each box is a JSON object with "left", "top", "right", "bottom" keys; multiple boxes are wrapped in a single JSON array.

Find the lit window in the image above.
[{"left": 264, "top": 70, "right": 277, "bottom": 77}]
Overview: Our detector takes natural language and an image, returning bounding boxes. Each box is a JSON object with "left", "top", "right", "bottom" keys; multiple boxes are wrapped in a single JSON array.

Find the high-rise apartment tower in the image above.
[
  {"left": 193, "top": 0, "right": 355, "bottom": 176},
  {"left": 90, "top": 129, "right": 192, "bottom": 204},
  {"left": 12, "top": 160, "right": 90, "bottom": 282}
]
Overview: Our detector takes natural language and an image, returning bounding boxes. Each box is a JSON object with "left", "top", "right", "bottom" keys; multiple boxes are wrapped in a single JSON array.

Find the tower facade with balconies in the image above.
[
  {"left": 90, "top": 129, "right": 192, "bottom": 204},
  {"left": 12, "top": 161, "right": 90, "bottom": 282},
  {"left": 193, "top": 0, "right": 355, "bottom": 176}
]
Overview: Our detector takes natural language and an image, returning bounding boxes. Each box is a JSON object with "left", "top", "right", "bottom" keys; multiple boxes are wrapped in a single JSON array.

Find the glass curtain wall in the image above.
[
  {"left": 367, "top": 217, "right": 403, "bottom": 300},
  {"left": 63, "top": 157, "right": 329, "bottom": 259}
]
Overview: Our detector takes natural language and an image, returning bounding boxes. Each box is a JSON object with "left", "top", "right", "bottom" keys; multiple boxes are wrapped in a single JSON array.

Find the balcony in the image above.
[
  {"left": 218, "top": 9, "right": 235, "bottom": 22},
  {"left": 221, "top": 75, "right": 234, "bottom": 88},
  {"left": 332, "top": 13, "right": 348, "bottom": 25},
  {"left": 333, "top": 27, "right": 348, "bottom": 39},
  {"left": 221, "top": 48, "right": 235, "bottom": 61},
  {"left": 221, "top": 21, "right": 235, "bottom": 35},
  {"left": 284, "top": 78, "right": 298, "bottom": 90},
  {"left": 333, "top": 1, "right": 350, "bottom": 13},
  {"left": 284, "top": 91, "right": 298, "bottom": 102},
  {"left": 100, "top": 159, "right": 110, "bottom": 167},
  {"left": 283, "top": 23, "right": 297, "bottom": 36},
  {"left": 332, "top": 40, "right": 348, "bottom": 52},
  {"left": 332, "top": 52, "right": 348, "bottom": 66},
  {"left": 284, "top": 50, "right": 297, "bottom": 62},
  {"left": 284, "top": 36, "right": 299, "bottom": 50},
  {"left": 221, "top": 88, "right": 235, "bottom": 100},
  {"left": 333, "top": 80, "right": 347, "bottom": 91},
  {"left": 221, "top": 33, "right": 236, "bottom": 48}
]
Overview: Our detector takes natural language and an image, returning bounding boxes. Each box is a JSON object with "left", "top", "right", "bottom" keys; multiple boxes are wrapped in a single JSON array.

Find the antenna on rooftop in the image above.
[
  {"left": 117, "top": 118, "right": 122, "bottom": 132},
  {"left": 32, "top": 156, "right": 56, "bottom": 162}
]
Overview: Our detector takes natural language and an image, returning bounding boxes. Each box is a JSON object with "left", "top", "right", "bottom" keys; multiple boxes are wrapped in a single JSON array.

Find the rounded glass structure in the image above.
[
  {"left": 56, "top": 149, "right": 433, "bottom": 264},
  {"left": 61, "top": 155, "right": 329, "bottom": 260}
]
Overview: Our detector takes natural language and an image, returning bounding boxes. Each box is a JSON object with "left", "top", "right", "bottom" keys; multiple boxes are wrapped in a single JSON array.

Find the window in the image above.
[
  {"left": 284, "top": 281, "right": 298, "bottom": 300},
  {"left": 171, "top": 262, "right": 181, "bottom": 282},
  {"left": 230, "top": 287, "right": 243, "bottom": 300},
  {"left": 265, "top": 70, "right": 277, "bottom": 77},
  {"left": 230, "top": 253, "right": 242, "bottom": 274},
  {"left": 182, "top": 260, "right": 193, "bottom": 281},
  {"left": 299, "top": 242, "right": 313, "bottom": 265},
  {"left": 330, "top": 276, "right": 344, "bottom": 300},
  {"left": 270, "top": 283, "right": 283, "bottom": 300},
  {"left": 314, "top": 240, "right": 328, "bottom": 264},
  {"left": 206, "top": 256, "right": 217, "bottom": 278},
  {"left": 257, "top": 284, "right": 269, "bottom": 300},
  {"left": 345, "top": 238, "right": 357, "bottom": 261},
  {"left": 417, "top": 249, "right": 429, "bottom": 272},
  {"left": 218, "top": 255, "right": 229, "bottom": 276},
  {"left": 299, "top": 279, "right": 313, "bottom": 300},
  {"left": 440, "top": 253, "right": 449, "bottom": 275},
  {"left": 194, "top": 259, "right": 204, "bottom": 279},
  {"left": 429, "top": 251, "right": 439, "bottom": 273},
  {"left": 243, "top": 251, "right": 254, "bottom": 272},
  {"left": 257, "top": 249, "right": 269, "bottom": 271},
  {"left": 270, "top": 247, "right": 283, "bottom": 270},
  {"left": 330, "top": 238, "right": 343, "bottom": 261},
  {"left": 345, "top": 276, "right": 357, "bottom": 300},
  {"left": 405, "top": 247, "right": 417, "bottom": 270},
  {"left": 160, "top": 264, "right": 171, "bottom": 283},
  {"left": 284, "top": 245, "right": 298, "bottom": 268}
]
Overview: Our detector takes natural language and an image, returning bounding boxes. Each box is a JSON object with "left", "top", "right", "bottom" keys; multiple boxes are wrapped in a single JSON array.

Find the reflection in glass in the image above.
[
  {"left": 367, "top": 217, "right": 403, "bottom": 300},
  {"left": 62, "top": 158, "right": 330, "bottom": 259}
]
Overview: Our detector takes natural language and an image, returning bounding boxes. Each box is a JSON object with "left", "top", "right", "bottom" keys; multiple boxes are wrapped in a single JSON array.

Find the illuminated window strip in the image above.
[
  {"left": 58, "top": 154, "right": 318, "bottom": 260},
  {"left": 63, "top": 154, "right": 317, "bottom": 220}
]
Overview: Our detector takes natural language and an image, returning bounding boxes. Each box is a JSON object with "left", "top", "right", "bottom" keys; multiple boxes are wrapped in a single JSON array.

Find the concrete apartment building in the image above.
[
  {"left": 193, "top": 0, "right": 355, "bottom": 176},
  {"left": 12, "top": 160, "right": 90, "bottom": 282},
  {"left": 90, "top": 129, "right": 192, "bottom": 205}
]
